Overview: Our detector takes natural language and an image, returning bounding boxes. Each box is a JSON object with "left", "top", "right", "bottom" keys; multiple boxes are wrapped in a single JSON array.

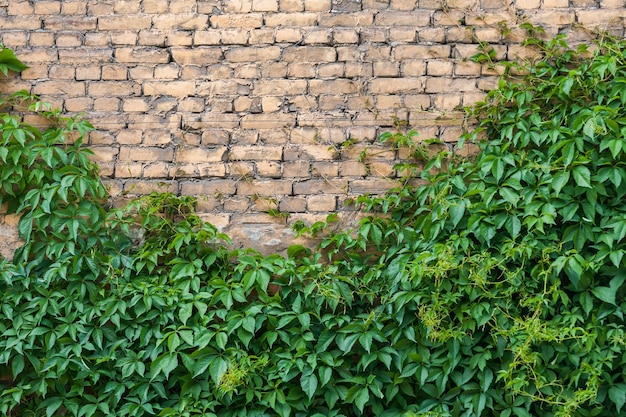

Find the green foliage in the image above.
[
  {"left": 2, "top": 33, "right": 626, "bottom": 417},
  {"left": 0, "top": 47, "right": 29, "bottom": 76}
]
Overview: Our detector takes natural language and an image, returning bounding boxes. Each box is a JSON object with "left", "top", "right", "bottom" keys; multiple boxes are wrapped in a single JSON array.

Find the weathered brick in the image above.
[
  {"left": 237, "top": 180, "right": 292, "bottom": 196},
  {"left": 370, "top": 78, "right": 424, "bottom": 94},
  {"left": 350, "top": 178, "right": 395, "bottom": 194},
  {"left": 306, "top": 194, "right": 336, "bottom": 211},
  {"left": 279, "top": 197, "right": 307, "bottom": 212},
  {"left": 98, "top": 15, "right": 152, "bottom": 30},
  {"left": 93, "top": 97, "right": 120, "bottom": 111},
  {"left": 176, "top": 146, "right": 228, "bottom": 163},
  {"left": 256, "top": 160, "right": 282, "bottom": 177},
  {"left": 113, "top": 0, "right": 141, "bottom": 13},
  {"left": 119, "top": 146, "right": 175, "bottom": 162},
  {"left": 264, "top": 12, "right": 318, "bottom": 26},
  {"left": 171, "top": 48, "right": 222, "bottom": 65},
  {"left": 230, "top": 145, "right": 284, "bottom": 160},
  {"left": 282, "top": 46, "right": 336, "bottom": 62},
  {"left": 304, "top": 0, "right": 331, "bottom": 11},
  {"left": 210, "top": 14, "right": 263, "bottom": 28},
  {"left": 89, "top": 81, "right": 141, "bottom": 96},
  {"left": 116, "top": 47, "right": 170, "bottom": 63},
  {"left": 253, "top": 0, "right": 279, "bottom": 11},
  {"left": 144, "top": 81, "right": 196, "bottom": 97},
  {"left": 33, "top": 80, "right": 85, "bottom": 96},
  {"left": 319, "top": 12, "right": 374, "bottom": 27},
  {"left": 389, "top": 0, "right": 418, "bottom": 10},
  {"left": 293, "top": 179, "right": 348, "bottom": 195},
  {"left": 374, "top": 11, "right": 431, "bottom": 26},
  {"left": 152, "top": 14, "right": 209, "bottom": 30},
  {"left": 111, "top": 32, "right": 138, "bottom": 46},
  {"left": 280, "top": 0, "right": 305, "bottom": 12},
  {"left": 225, "top": 46, "right": 281, "bottom": 62}
]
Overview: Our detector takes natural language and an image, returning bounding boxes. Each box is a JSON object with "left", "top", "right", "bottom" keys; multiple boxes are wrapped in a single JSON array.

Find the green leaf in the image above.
[
  {"left": 572, "top": 166, "right": 592, "bottom": 188},
  {"left": 610, "top": 385, "right": 626, "bottom": 413},
  {"left": 301, "top": 372, "right": 318, "bottom": 400},
  {"left": 551, "top": 171, "right": 570, "bottom": 196},
  {"left": 150, "top": 353, "right": 178, "bottom": 379}
]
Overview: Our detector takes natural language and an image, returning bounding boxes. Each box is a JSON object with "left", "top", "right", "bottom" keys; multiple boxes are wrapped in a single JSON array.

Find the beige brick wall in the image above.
[{"left": 1, "top": 0, "right": 624, "bottom": 254}]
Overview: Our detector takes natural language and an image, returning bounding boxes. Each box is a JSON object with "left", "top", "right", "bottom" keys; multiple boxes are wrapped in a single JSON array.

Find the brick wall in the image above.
[{"left": 0, "top": 0, "right": 624, "bottom": 254}]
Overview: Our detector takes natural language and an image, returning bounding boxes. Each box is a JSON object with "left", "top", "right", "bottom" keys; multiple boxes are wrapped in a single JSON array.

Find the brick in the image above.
[
  {"left": 210, "top": 14, "right": 263, "bottom": 28},
  {"left": 143, "top": 131, "right": 173, "bottom": 146},
  {"left": 288, "top": 63, "right": 316, "bottom": 78},
  {"left": 171, "top": 48, "right": 222, "bottom": 65},
  {"left": 241, "top": 113, "right": 296, "bottom": 129},
  {"left": 350, "top": 178, "right": 395, "bottom": 194},
  {"left": 2, "top": 31, "right": 28, "bottom": 47},
  {"left": 390, "top": 0, "right": 418, "bottom": 10},
  {"left": 276, "top": 28, "right": 303, "bottom": 43},
  {"left": 340, "top": 161, "right": 368, "bottom": 177},
  {"left": 0, "top": 16, "right": 42, "bottom": 30},
  {"left": 87, "top": 2, "right": 114, "bottom": 15},
  {"left": 84, "top": 33, "right": 110, "bottom": 47},
  {"left": 284, "top": 161, "right": 310, "bottom": 177},
  {"left": 318, "top": 63, "right": 345, "bottom": 78},
  {"left": 65, "top": 97, "right": 93, "bottom": 112},
  {"left": 319, "top": 12, "right": 374, "bottom": 27},
  {"left": 144, "top": 81, "right": 196, "bottom": 97},
  {"left": 223, "top": 0, "right": 253, "bottom": 12},
  {"left": 111, "top": 32, "right": 138, "bottom": 45},
  {"left": 306, "top": 194, "right": 336, "bottom": 211},
  {"left": 123, "top": 180, "right": 179, "bottom": 195},
  {"left": 152, "top": 14, "right": 209, "bottom": 30},
  {"left": 250, "top": 29, "right": 275, "bottom": 45},
  {"left": 230, "top": 145, "right": 283, "bottom": 161},
  {"left": 284, "top": 144, "right": 337, "bottom": 161},
  {"left": 119, "top": 146, "right": 175, "bottom": 162},
  {"left": 253, "top": 0, "right": 279, "bottom": 11},
  {"left": 304, "top": 0, "right": 331, "bottom": 11},
  {"left": 194, "top": 31, "right": 221, "bottom": 45},
  {"left": 114, "top": 0, "right": 141, "bottom": 13},
  {"left": 293, "top": 179, "right": 348, "bottom": 195},
  {"left": 138, "top": 30, "right": 166, "bottom": 46},
  {"left": 303, "top": 30, "right": 331, "bottom": 45},
  {"left": 116, "top": 130, "right": 143, "bottom": 144},
  {"left": 116, "top": 47, "right": 170, "bottom": 63},
  {"left": 237, "top": 180, "right": 292, "bottom": 196},
  {"left": 122, "top": 98, "right": 150, "bottom": 112},
  {"left": 8, "top": 1, "right": 34, "bottom": 15},
  {"left": 19, "top": 64, "right": 47, "bottom": 80},
  {"left": 256, "top": 160, "right": 282, "bottom": 177},
  {"left": 282, "top": 46, "right": 336, "bottom": 62},
  {"left": 33, "top": 80, "right": 85, "bottom": 96},
  {"left": 370, "top": 78, "right": 424, "bottom": 94},
  {"left": 49, "top": 65, "right": 75, "bottom": 79},
  {"left": 225, "top": 46, "right": 281, "bottom": 62},
  {"left": 184, "top": 114, "right": 241, "bottom": 130},
  {"left": 373, "top": 61, "right": 400, "bottom": 77},
  {"left": 264, "top": 13, "right": 318, "bottom": 26},
  {"left": 98, "top": 16, "right": 152, "bottom": 30},
  {"left": 176, "top": 146, "right": 228, "bottom": 163},
  {"left": 374, "top": 11, "right": 431, "bottom": 26},
  {"left": 309, "top": 79, "right": 358, "bottom": 94},
  {"left": 280, "top": 0, "right": 305, "bottom": 11},
  {"left": 279, "top": 197, "right": 307, "bottom": 212},
  {"left": 94, "top": 97, "right": 120, "bottom": 111},
  {"left": 169, "top": 0, "right": 197, "bottom": 12},
  {"left": 576, "top": 9, "right": 624, "bottom": 27},
  {"left": 166, "top": 31, "right": 193, "bottom": 46},
  {"left": 252, "top": 79, "right": 307, "bottom": 96},
  {"left": 333, "top": 29, "right": 359, "bottom": 44},
  {"left": 89, "top": 81, "right": 141, "bottom": 96},
  {"left": 33, "top": 1, "right": 61, "bottom": 14},
  {"left": 312, "top": 162, "right": 339, "bottom": 177},
  {"left": 101, "top": 64, "right": 128, "bottom": 80}
]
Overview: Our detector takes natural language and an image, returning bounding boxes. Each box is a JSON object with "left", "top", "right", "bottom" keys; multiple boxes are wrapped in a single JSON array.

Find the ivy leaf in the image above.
[
  {"left": 301, "top": 372, "right": 318, "bottom": 400},
  {"left": 572, "top": 166, "right": 592, "bottom": 188},
  {"left": 609, "top": 385, "right": 626, "bottom": 413},
  {"left": 592, "top": 274, "right": 626, "bottom": 305},
  {"left": 551, "top": 171, "right": 570, "bottom": 196}
]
